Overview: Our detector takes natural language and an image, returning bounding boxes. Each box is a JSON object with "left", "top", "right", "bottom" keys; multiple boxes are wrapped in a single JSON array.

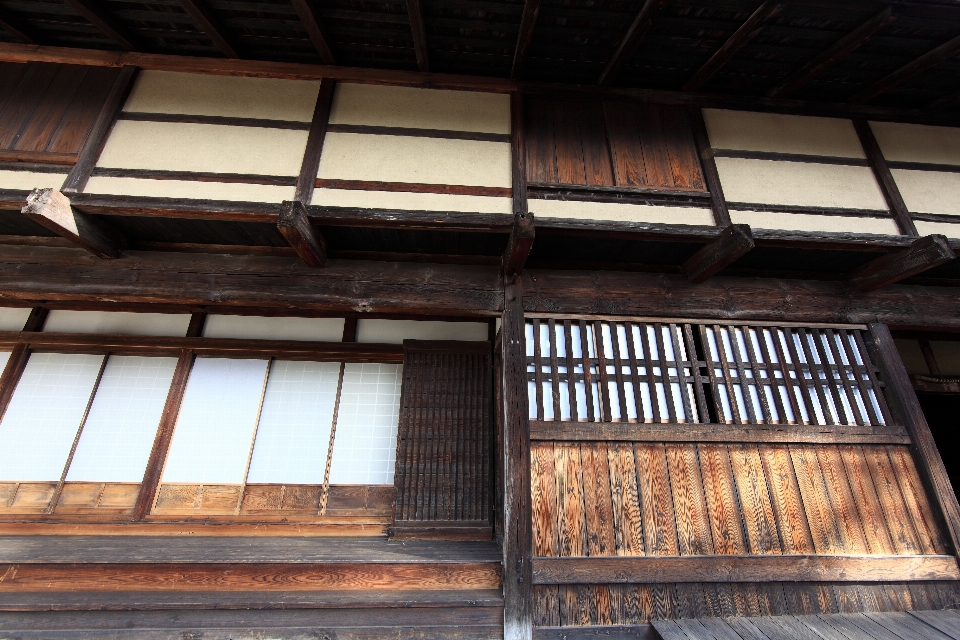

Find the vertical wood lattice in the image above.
[{"left": 393, "top": 340, "right": 493, "bottom": 539}]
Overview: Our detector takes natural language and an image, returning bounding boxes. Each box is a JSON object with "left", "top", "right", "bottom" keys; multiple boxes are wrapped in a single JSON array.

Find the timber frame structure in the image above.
[{"left": 1, "top": 2, "right": 960, "bottom": 640}]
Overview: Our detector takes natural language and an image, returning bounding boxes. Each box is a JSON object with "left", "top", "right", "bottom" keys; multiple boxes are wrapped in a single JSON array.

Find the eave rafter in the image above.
[
  {"left": 406, "top": 0, "right": 429, "bottom": 72},
  {"left": 0, "top": 9, "right": 36, "bottom": 44},
  {"left": 511, "top": 0, "right": 542, "bottom": 79},
  {"left": 598, "top": 0, "right": 662, "bottom": 86},
  {"left": 854, "top": 32, "right": 960, "bottom": 103},
  {"left": 63, "top": 0, "right": 139, "bottom": 52},
  {"left": 177, "top": 0, "right": 238, "bottom": 59},
  {"left": 289, "top": 0, "right": 336, "bottom": 64}
]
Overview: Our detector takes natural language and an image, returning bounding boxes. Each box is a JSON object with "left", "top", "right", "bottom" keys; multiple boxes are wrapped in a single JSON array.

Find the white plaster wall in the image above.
[
  {"left": 44, "top": 311, "right": 191, "bottom": 336},
  {"left": 529, "top": 199, "right": 715, "bottom": 226},
  {"left": 357, "top": 319, "right": 488, "bottom": 344},
  {"left": 313, "top": 188, "right": 511, "bottom": 214},
  {"left": 703, "top": 109, "right": 864, "bottom": 158},
  {"left": 317, "top": 132, "right": 511, "bottom": 187},
  {"left": 729, "top": 209, "right": 900, "bottom": 235},
  {"left": 870, "top": 121, "right": 960, "bottom": 166},
  {"left": 0, "top": 171, "right": 67, "bottom": 191},
  {"left": 915, "top": 220, "right": 960, "bottom": 238},
  {"left": 123, "top": 70, "right": 320, "bottom": 122},
  {"left": 891, "top": 169, "right": 960, "bottom": 216},
  {"left": 97, "top": 121, "right": 307, "bottom": 176},
  {"left": 0, "top": 307, "right": 32, "bottom": 331},
  {"left": 329, "top": 83, "right": 510, "bottom": 134},
  {"left": 84, "top": 177, "right": 294, "bottom": 203},
  {"left": 715, "top": 157, "right": 888, "bottom": 210},
  {"left": 203, "top": 315, "right": 344, "bottom": 342}
]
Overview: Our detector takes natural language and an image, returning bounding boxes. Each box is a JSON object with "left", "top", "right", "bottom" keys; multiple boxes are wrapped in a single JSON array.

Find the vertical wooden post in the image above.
[
  {"left": 868, "top": 322, "right": 960, "bottom": 562},
  {"left": 855, "top": 120, "right": 918, "bottom": 237},
  {"left": 0, "top": 306, "right": 48, "bottom": 423},
  {"left": 295, "top": 78, "right": 337, "bottom": 205},
  {"left": 502, "top": 277, "right": 532, "bottom": 640},
  {"left": 689, "top": 105, "right": 732, "bottom": 227}
]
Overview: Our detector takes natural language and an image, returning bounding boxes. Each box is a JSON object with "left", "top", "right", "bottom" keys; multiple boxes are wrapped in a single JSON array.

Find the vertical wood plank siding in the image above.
[{"left": 393, "top": 341, "right": 494, "bottom": 537}]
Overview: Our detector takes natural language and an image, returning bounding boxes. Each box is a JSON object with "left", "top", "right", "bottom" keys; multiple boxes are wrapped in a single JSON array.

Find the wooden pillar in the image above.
[{"left": 501, "top": 276, "right": 532, "bottom": 640}]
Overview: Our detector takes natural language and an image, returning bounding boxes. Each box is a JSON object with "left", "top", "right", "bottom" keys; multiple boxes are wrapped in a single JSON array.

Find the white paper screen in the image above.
[
  {"left": 67, "top": 356, "right": 179, "bottom": 482},
  {"left": 246, "top": 360, "right": 340, "bottom": 484},
  {"left": 0, "top": 353, "right": 104, "bottom": 481},
  {"left": 329, "top": 363, "right": 403, "bottom": 484},
  {"left": 162, "top": 357, "right": 269, "bottom": 483}
]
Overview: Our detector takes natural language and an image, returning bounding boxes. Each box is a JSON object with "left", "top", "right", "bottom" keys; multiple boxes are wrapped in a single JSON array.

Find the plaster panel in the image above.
[
  {"left": 730, "top": 209, "right": 900, "bottom": 235},
  {"left": 85, "top": 177, "right": 294, "bottom": 203},
  {"left": 356, "top": 319, "right": 488, "bottom": 344},
  {"left": 529, "top": 199, "right": 716, "bottom": 226},
  {"left": 317, "top": 132, "right": 511, "bottom": 187},
  {"left": 44, "top": 310, "right": 191, "bottom": 336},
  {"left": 203, "top": 315, "right": 344, "bottom": 342},
  {"left": 329, "top": 83, "right": 510, "bottom": 134},
  {"left": 0, "top": 170, "right": 67, "bottom": 191},
  {"left": 123, "top": 70, "right": 320, "bottom": 122},
  {"left": 870, "top": 121, "right": 960, "bottom": 166},
  {"left": 97, "top": 120, "right": 307, "bottom": 176},
  {"left": 891, "top": 169, "right": 960, "bottom": 216},
  {"left": 703, "top": 109, "right": 864, "bottom": 158},
  {"left": 915, "top": 220, "right": 960, "bottom": 238},
  {"left": 0, "top": 307, "right": 32, "bottom": 331},
  {"left": 716, "top": 157, "right": 888, "bottom": 210},
  {"left": 312, "top": 188, "right": 512, "bottom": 214}
]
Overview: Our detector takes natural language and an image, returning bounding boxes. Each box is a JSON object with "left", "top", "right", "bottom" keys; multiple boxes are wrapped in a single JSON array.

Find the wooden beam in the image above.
[
  {"left": 689, "top": 105, "right": 732, "bottom": 226},
  {"left": 682, "top": 2, "right": 782, "bottom": 92},
  {"left": 682, "top": 223, "right": 753, "bottom": 283},
  {"left": 532, "top": 554, "right": 960, "bottom": 584},
  {"left": 535, "top": 626, "right": 655, "bottom": 640},
  {"left": 289, "top": 0, "right": 336, "bottom": 65},
  {"left": 767, "top": 7, "right": 895, "bottom": 99},
  {"left": 0, "top": 9, "right": 36, "bottom": 44},
  {"left": 0, "top": 307, "right": 47, "bottom": 425},
  {"left": 919, "top": 337, "right": 941, "bottom": 376},
  {"left": 62, "top": 65, "right": 139, "bottom": 194},
  {"left": 504, "top": 91, "right": 534, "bottom": 278},
  {"left": 598, "top": 0, "right": 660, "bottom": 86},
  {"left": 511, "top": 0, "right": 542, "bottom": 79},
  {"left": 177, "top": 0, "right": 238, "bottom": 59},
  {"left": 63, "top": 0, "right": 139, "bottom": 52},
  {"left": 503, "top": 213, "right": 535, "bottom": 278},
  {"left": 853, "top": 32, "right": 960, "bottom": 103},
  {"left": 406, "top": 0, "right": 429, "bottom": 72},
  {"left": 295, "top": 78, "right": 336, "bottom": 205},
  {"left": 278, "top": 200, "right": 328, "bottom": 268},
  {"left": 854, "top": 119, "right": 918, "bottom": 236},
  {"left": 21, "top": 189, "right": 123, "bottom": 259},
  {"left": 849, "top": 234, "right": 955, "bottom": 291}
]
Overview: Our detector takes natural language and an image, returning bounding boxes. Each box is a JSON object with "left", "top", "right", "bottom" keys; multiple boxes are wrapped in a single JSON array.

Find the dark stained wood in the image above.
[
  {"left": 682, "top": 2, "right": 783, "bottom": 92},
  {"left": 90, "top": 167, "right": 296, "bottom": 186},
  {"left": 289, "top": 0, "right": 336, "bottom": 64},
  {"left": 767, "top": 8, "right": 895, "bottom": 99},
  {"left": 534, "top": 626, "right": 656, "bottom": 639},
  {"left": 177, "top": 0, "right": 238, "bottom": 59},
  {"left": 61, "top": 65, "right": 138, "bottom": 194},
  {"left": 21, "top": 188, "right": 123, "bottom": 258},
  {"left": 325, "top": 123, "right": 509, "bottom": 142},
  {"left": 277, "top": 200, "right": 328, "bottom": 268},
  {"left": 512, "top": 0, "right": 541, "bottom": 79},
  {"left": 315, "top": 179, "right": 512, "bottom": 199},
  {"left": 118, "top": 111, "right": 312, "bottom": 130},
  {"left": 598, "top": 0, "right": 661, "bottom": 86},
  {"left": 506, "top": 92, "right": 534, "bottom": 277},
  {"left": 296, "top": 78, "right": 336, "bottom": 205},
  {"left": 503, "top": 213, "right": 535, "bottom": 278},
  {"left": 406, "top": 0, "right": 429, "bottom": 72},
  {"left": 63, "top": 0, "right": 139, "bottom": 52},
  {"left": 849, "top": 235, "right": 955, "bottom": 292},
  {"left": 689, "top": 105, "right": 732, "bottom": 226},
  {"left": 0, "top": 10, "right": 35, "bottom": 45},
  {"left": 531, "top": 555, "right": 960, "bottom": 585},
  {"left": 682, "top": 224, "right": 754, "bottom": 283},
  {"left": 854, "top": 119, "right": 917, "bottom": 237},
  {"left": 0, "top": 306, "right": 46, "bottom": 424},
  {"left": 46, "top": 66, "right": 121, "bottom": 157},
  {"left": 853, "top": 34, "right": 960, "bottom": 103}
]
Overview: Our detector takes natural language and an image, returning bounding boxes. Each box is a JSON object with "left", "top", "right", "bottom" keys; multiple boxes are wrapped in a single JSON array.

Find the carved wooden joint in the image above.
[
  {"left": 278, "top": 200, "right": 328, "bottom": 268},
  {"left": 682, "top": 223, "right": 754, "bottom": 283},
  {"left": 22, "top": 188, "right": 123, "bottom": 259},
  {"left": 849, "top": 234, "right": 955, "bottom": 292},
  {"left": 503, "top": 212, "right": 535, "bottom": 278}
]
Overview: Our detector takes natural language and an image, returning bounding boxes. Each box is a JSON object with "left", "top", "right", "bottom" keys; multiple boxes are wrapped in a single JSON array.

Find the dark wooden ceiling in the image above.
[{"left": 0, "top": 1, "right": 958, "bottom": 110}]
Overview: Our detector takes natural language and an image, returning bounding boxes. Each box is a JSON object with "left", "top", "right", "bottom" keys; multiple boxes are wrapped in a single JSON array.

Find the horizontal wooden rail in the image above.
[
  {"left": 0, "top": 331, "right": 405, "bottom": 362},
  {"left": 532, "top": 554, "right": 960, "bottom": 584},
  {"left": 534, "top": 626, "right": 656, "bottom": 640},
  {"left": 529, "top": 420, "right": 910, "bottom": 444}
]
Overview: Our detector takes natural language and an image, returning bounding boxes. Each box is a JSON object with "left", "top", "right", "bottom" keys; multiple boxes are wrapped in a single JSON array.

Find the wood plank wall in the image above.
[{"left": 393, "top": 340, "right": 494, "bottom": 540}]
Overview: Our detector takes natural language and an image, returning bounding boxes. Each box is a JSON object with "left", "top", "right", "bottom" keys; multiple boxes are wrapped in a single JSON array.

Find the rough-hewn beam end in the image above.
[
  {"left": 22, "top": 188, "right": 123, "bottom": 259},
  {"left": 278, "top": 200, "right": 328, "bottom": 268},
  {"left": 849, "top": 234, "right": 955, "bottom": 291},
  {"left": 682, "top": 224, "right": 754, "bottom": 283},
  {"left": 503, "top": 212, "right": 535, "bottom": 278}
]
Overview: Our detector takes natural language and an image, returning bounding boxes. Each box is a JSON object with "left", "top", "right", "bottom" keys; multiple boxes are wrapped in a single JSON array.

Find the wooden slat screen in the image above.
[
  {"left": 525, "top": 98, "right": 706, "bottom": 192},
  {"left": 393, "top": 340, "right": 493, "bottom": 539}
]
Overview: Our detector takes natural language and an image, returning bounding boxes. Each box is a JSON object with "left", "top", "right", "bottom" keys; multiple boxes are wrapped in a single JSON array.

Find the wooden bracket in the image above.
[
  {"left": 278, "top": 200, "right": 328, "bottom": 268},
  {"left": 511, "top": 0, "right": 542, "bottom": 79},
  {"left": 22, "top": 188, "right": 123, "bottom": 259},
  {"left": 682, "top": 224, "right": 754, "bottom": 283},
  {"left": 849, "top": 234, "right": 955, "bottom": 292},
  {"left": 503, "top": 212, "right": 535, "bottom": 278}
]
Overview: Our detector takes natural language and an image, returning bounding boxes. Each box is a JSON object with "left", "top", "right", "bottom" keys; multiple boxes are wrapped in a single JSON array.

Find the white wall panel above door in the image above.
[
  {"left": 202, "top": 315, "right": 344, "bottom": 342},
  {"left": 312, "top": 188, "right": 512, "bottom": 214},
  {"left": 357, "top": 319, "right": 489, "bottom": 344},
  {"left": 44, "top": 311, "right": 191, "bottom": 337},
  {"left": 870, "top": 121, "right": 960, "bottom": 166},
  {"left": 703, "top": 109, "right": 865, "bottom": 158}
]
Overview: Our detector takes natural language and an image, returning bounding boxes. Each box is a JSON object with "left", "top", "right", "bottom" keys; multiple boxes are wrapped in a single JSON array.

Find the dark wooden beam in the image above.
[
  {"left": 767, "top": 7, "right": 894, "bottom": 99},
  {"left": 63, "top": 0, "right": 139, "bottom": 52},
  {"left": 21, "top": 189, "right": 123, "bottom": 259},
  {"left": 682, "top": 2, "right": 782, "bottom": 92},
  {"left": 0, "top": 307, "right": 47, "bottom": 425},
  {"left": 0, "top": 9, "right": 37, "bottom": 44},
  {"left": 504, "top": 91, "right": 534, "bottom": 278},
  {"left": 511, "top": 0, "right": 541, "bottom": 79},
  {"left": 689, "top": 105, "right": 732, "bottom": 226},
  {"left": 503, "top": 213, "right": 535, "bottom": 278},
  {"left": 295, "top": 78, "right": 336, "bottom": 205},
  {"left": 854, "top": 119, "right": 918, "bottom": 236},
  {"left": 853, "top": 32, "right": 960, "bottom": 103},
  {"left": 278, "top": 200, "right": 328, "bottom": 268},
  {"left": 406, "top": 0, "right": 429, "bottom": 72},
  {"left": 289, "top": 0, "right": 336, "bottom": 65},
  {"left": 62, "top": 65, "right": 139, "bottom": 195},
  {"left": 919, "top": 337, "right": 941, "bottom": 376},
  {"left": 177, "top": 0, "right": 238, "bottom": 59},
  {"left": 682, "top": 223, "right": 754, "bottom": 283},
  {"left": 849, "top": 234, "right": 955, "bottom": 292},
  {"left": 598, "top": 0, "right": 660, "bottom": 86}
]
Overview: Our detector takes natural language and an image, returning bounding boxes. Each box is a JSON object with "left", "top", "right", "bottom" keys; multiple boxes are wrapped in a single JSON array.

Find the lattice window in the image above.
[{"left": 525, "top": 318, "right": 892, "bottom": 427}]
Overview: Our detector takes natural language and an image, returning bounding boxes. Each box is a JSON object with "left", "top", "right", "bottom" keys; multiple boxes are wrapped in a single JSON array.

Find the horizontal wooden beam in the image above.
[
  {"left": 528, "top": 420, "right": 910, "bottom": 445},
  {"left": 912, "top": 375, "right": 960, "bottom": 394},
  {"left": 682, "top": 223, "right": 753, "bottom": 283},
  {"left": 532, "top": 554, "right": 960, "bottom": 585},
  {"left": 278, "top": 200, "right": 328, "bottom": 267},
  {"left": 503, "top": 212, "right": 535, "bottom": 277},
  {"left": 21, "top": 189, "right": 123, "bottom": 259},
  {"left": 848, "top": 234, "right": 955, "bottom": 291},
  {"left": 534, "top": 627, "right": 656, "bottom": 640}
]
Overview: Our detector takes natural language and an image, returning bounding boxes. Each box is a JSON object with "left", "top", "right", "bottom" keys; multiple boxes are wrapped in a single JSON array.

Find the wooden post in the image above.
[
  {"left": 0, "top": 307, "right": 47, "bottom": 424},
  {"left": 689, "top": 105, "right": 732, "bottom": 227},
  {"left": 855, "top": 119, "right": 918, "bottom": 237},
  {"left": 501, "top": 276, "right": 532, "bottom": 640},
  {"left": 868, "top": 323, "right": 960, "bottom": 564},
  {"left": 504, "top": 91, "right": 535, "bottom": 277},
  {"left": 295, "top": 78, "right": 336, "bottom": 205},
  {"left": 22, "top": 188, "right": 124, "bottom": 258}
]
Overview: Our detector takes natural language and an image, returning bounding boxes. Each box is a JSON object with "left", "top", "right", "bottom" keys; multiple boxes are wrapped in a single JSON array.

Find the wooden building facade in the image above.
[{"left": 0, "top": 1, "right": 959, "bottom": 639}]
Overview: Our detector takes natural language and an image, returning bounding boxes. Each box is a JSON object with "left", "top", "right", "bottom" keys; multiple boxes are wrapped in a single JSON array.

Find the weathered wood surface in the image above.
[
  {"left": 22, "top": 188, "right": 123, "bottom": 258},
  {"left": 849, "top": 235, "right": 955, "bottom": 291},
  {"left": 683, "top": 224, "right": 754, "bottom": 283},
  {"left": 295, "top": 77, "right": 336, "bottom": 204},
  {"left": 277, "top": 200, "right": 327, "bottom": 268}
]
